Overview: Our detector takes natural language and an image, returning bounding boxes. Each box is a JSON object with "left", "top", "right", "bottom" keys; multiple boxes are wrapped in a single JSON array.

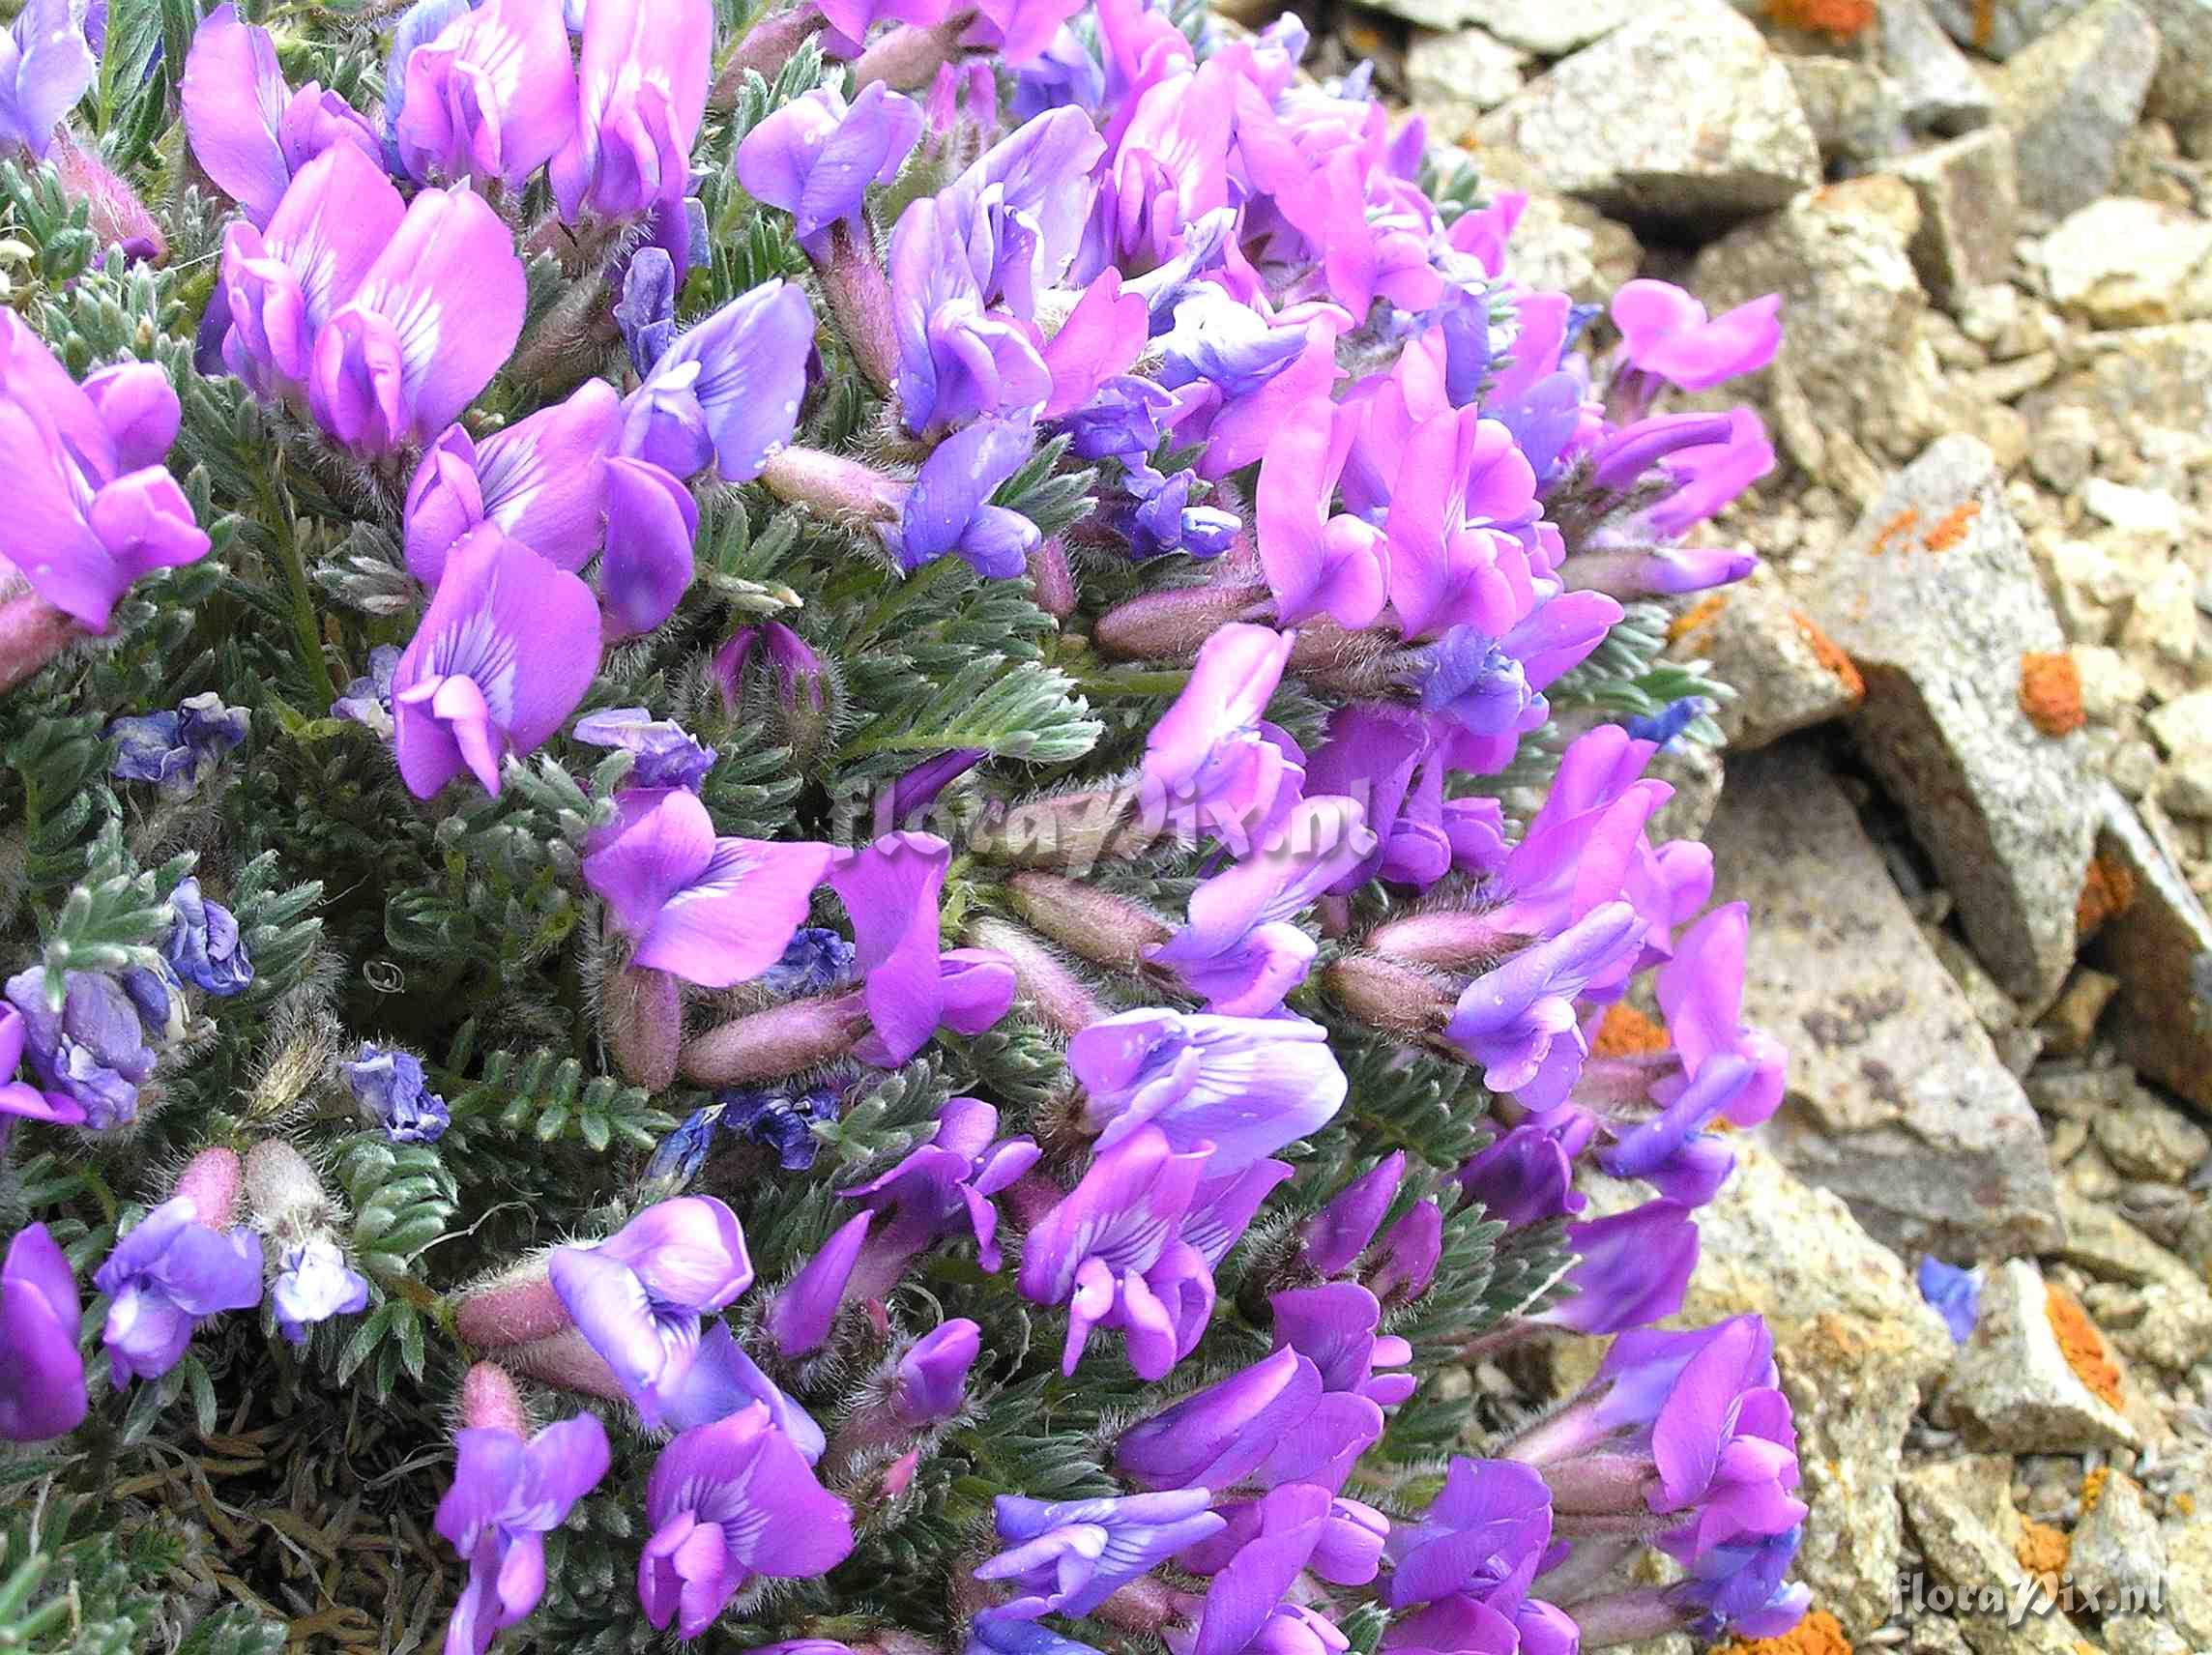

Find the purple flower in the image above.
[
  {"left": 271, "top": 1238, "right": 370, "bottom": 1345},
  {"left": 573, "top": 708, "right": 718, "bottom": 792},
  {"left": 1300, "top": 1153, "right": 1405, "bottom": 1278},
  {"left": 392, "top": 0, "right": 578, "bottom": 189},
  {"left": 108, "top": 692, "right": 248, "bottom": 793},
  {"left": 1139, "top": 624, "right": 1302, "bottom": 857},
  {"left": 1269, "top": 1281, "right": 1413, "bottom": 1408},
  {"left": 181, "top": 4, "right": 381, "bottom": 225},
  {"left": 584, "top": 789, "right": 836, "bottom": 988},
  {"left": 1370, "top": 1201, "right": 1443, "bottom": 1303},
  {"left": 0, "top": 0, "right": 95, "bottom": 159},
  {"left": 889, "top": 197, "right": 1052, "bottom": 437},
  {"left": 305, "top": 181, "right": 527, "bottom": 457},
  {"left": 615, "top": 247, "right": 679, "bottom": 376},
  {"left": 547, "top": 1195, "right": 754, "bottom": 1425},
  {"left": 1067, "top": 1007, "right": 1347, "bottom": 1176},
  {"left": 436, "top": 1413, "right": 612, "bottom": 1655},
  {"left": 829, "top": 831, "right": 967, "bottom": 1065},
  {"left": 335, "top": 646, "right": 402, "bottom": 735},
  {"left": 1115, "top": 1345, "right": 1382, "bottom": 1496},
  {"left": 0, "top": 311, "right": 209, "bottom": 633},
  {"left": 1642, "top": 408, "right": 1774, "bottom": 540},
  {"left": 1256, "top": 398, "right": 1388, "bottom": 630},
  {"left": 892, "top": 1317, "right": 981, "bottom": 1425},
  {"left": 5, "top": 967, "right": 153, "bottom": 1130},
  {"left": 0, "top": 1223, "right": 87, "bottom": 1443},
  {"left": 1017, "top": 1124, "right": 1214, "bottom": 1380},
  {"left": 1917, "top": 1258, "right": 1979, "bottom": 1344},
  {"left": 162, "top": 877, "right": 253, "bottom": 997},
  {"left": 1654, "top": 903, "right": 1786, "bottom": 1129},
  {"left": 1145, "top": 797, "right": 1376, "bottom": 1015},
  {"left": 1455, "top": 1117, "right": 1592, "bottom": 1229},
  {"left": 391, "top": 527, "right": 602, "bottom": 799},
  {"left": 660, "top": 1321, "right": 829, "bottom": 1457},
  {"left": 1610, "top": 281, "right": 1781, "bottom": 393},
  {"left": 639, "top": 1403, "right": 856, "bottom": 1638},
  {"left": 94, "top": 1196, "right": 264, "bottom": 1384},
  {"left": 721, "top": 1084, "right": 842, "bottom": 1169},
  {"left": 1662, "top": 1524, "right": 1809, "bottom": 1640},
  {"left": 1382, "top": 1458, "right": 1552, "bottom": 1611},
  {"left": 551, "top": 0, "right": 710, "bottom": 223},
  {"left": 975, "top": 1488, "right": 1225, "bottom": 1618},
  {"left": 838, "top": 1096, "right": 1041, "bottom": 1297},
  {"left": 1441, "top": 903, "right": 1644, "bottom": 1111},
  {"left": 405, "top": 380, "right": 624, "bottom": 583},
  {"left": 762, "top": 928, "right": 857, "bottom": 995},
  {"left": 1174, "top": 1482, "right": 1351, "bottom": 1655},
  {"left": 765, "top": 1208, "right": 874, "bottom": 1357},
  {"left": 645, "top": 1107, "right": 722, "bottom": 1190},
  {"left": 619, "top": 281, "right": 815, "bottom": 483},
  {"left": 344, "top": 1043, "right": 449, "bottom": 1144},
  {"left": 737, "top": 81, "right": 924, "bottom": 258},
  {"left": 892, "top": 415, "right": 1040, "bottom": 578},
  {"left": 1544, "top": 1202, "right": 1698, "bottom": 1336}
]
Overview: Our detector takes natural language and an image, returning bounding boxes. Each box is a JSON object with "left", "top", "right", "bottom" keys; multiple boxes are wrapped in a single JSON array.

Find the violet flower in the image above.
[
  {"left": 551, "top": 0, "right": 709, "bottom": 223},
  {"left": 615, "top": 247, "right": 678, "bottom": 376},
  {"left": 4, "top": 967, "right": 154, "bottom": 1130},
  {"left": 404, "top": 380, "right": 625, "bottom": 583},
  {"left": 0, "top": 1003, "right": 80, "bottom": 1129},
  {"left": 660, "top": 1321, "right": 830, "bottom": 1457},
  {"left": 1, "top": 310, "right": 210, "bottom": 633},
  {"left": 1642, "top": 408, "right": 1774, "bottom": 541},
  {"left": 1115, "top": 1344, "right": 1383, "bottom": 1497},
  {"left": 0, "top": 0, "right": 94, "bottom": 159},
  {"left": 1269, "top": 1281, "right": 1413, "bottom": 1408},
  {"left": 1172, "top": 1482, "right": 1350, "bottom": 1655},
  {"left": 436, "top": 1413, "right": 612, "bottom": 1655},
  {"left": 888, "top": 195, "right": 1052, "bottom": 437},
  {"left": 892, "top": 414, "right": 1041, "bottom": 577},
  {"left": 1138, "top": 624, "right": 1302, "bottom": 857},
  {"left": 737, "top": 81, "right": 925, "bottom": 258},
  {"left": 271, "top": 1238, "right": 370, "bottom": 1346},
  {"left": 392, "top": 0, "right": 578, "bottom": 189},
  {"left": 1381, "top": 1457, "right": 1552, "bottom": 1611},
  {"left": 344, "top": 1043, "right": 450, "bottom": 1144},
  {"left": 721, "top": 1084, "right": 843, "bottom": 1170},
  {"left": 0, "top": 1222, "right": 88, "bottom": 1443},
  {"left": 638, "top": 1403, "right": 857, "bottom": 1638},
  {"left": 1661, "top": 1525, "right": 1810, "bottom": 1641},
  {"left": 1016, "top": 1123, "right": 1215, "bottom": 1380},
  {"left": 1610, "top": 281, "right": 1781, "bottom": 393},
  {"left": 619, "top": 280, "right": 816, "bottom": 483},
  {"left": 1145, "top": 797, "right": 1376, "bottom": 1015},
  {"left": 546, "top": 1195, "right": 754, "bottom": 1425},
  {"left": 1654, "top": 902, "right": 1786, "bottom": 1129},
  {"left": 162, "top": 877, "right": 253, "bottom": 997},
  {"left": 1456, "top": 1117, "right": 1591, "bottom": 1229},
  {"left": 763, "top": 928, "right": 857, "bottom": 996},
  {"left": 1255, "top": 398, "right": 1387, "bottom": 629},
  {"left": 1542, "top": 1202, "right": 1698, "bottom": 1337},
  {"left": 335, "top": 646, "right": 402, "bottom": 736},
  {"left": 1441, "top": 902, "right": 1644, "bottom": 1112},
  {"left": 573, "top": 709, "right": 718, "bottom": 792},
  {"left": 838, "top": 1096, "right": 1041, "bottom": 1297},
  {"left": 1917, "top": 1258, "right": 1979, "bottom": 1344},
  {"left": 892, "top": 1317, "right": 981, "bottom": 1425},
  {"left": 391, "top": 527, "right": 602, "bottom": 799},
  {"left": 94, "top": 1196, "right": 264, "bottom": 1384},
  {"left": 1066, "top": 1006, "right": 1347, "bottom": 1176},
  {"left": 975, "top": 1489, "right": 1225, "bottom": 1618},
  {"left": 827, "top": 830, "right": 976, "bottom": 1065},
  {"left": 1300, "top": 1153, "right": 1405, "bottom": 1279},
  {"left": 108, "top": 692, "right": 248, "bottom": 794},
  {"left": 181, "top": 4, "right": 380, "bottom": 225},
  {"left": 765, "top": 1208, "right": 874, "bottom": 1357}
]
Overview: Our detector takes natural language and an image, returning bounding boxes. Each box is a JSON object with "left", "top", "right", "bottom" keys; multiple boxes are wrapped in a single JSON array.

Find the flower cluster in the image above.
[{"left": 0, "top": 0, "right": 1810, "bottom": 1648}]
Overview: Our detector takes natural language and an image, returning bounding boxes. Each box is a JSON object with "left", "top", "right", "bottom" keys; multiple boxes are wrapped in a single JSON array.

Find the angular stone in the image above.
[
  {"left": 2093, "top": 783, "right": 2212, "bottom": 1112},
  {"left": 2042, "top": 197, "right": 2212, "bottom": 326},
  {"left": 1405, "top": 27, "right": 1528, "bottom": 138},
  {"left": 1644, "top": 736, "right": 1723, "bottom": 845},
  {"left": 1692, "top": 176, "right": 1944, "bottom": 468},
  {"left": 2166, "top": 1459, "right": 2212, "bottom": 1645},
  {"left": 1992, "top": 0, "right": 2163, "bottom": 218},
  {"left": 1926, "top": 0, "right": 2090, "bottom": 56},
  {"left": 2022, "top": 322, "right": 2212, "bottom": 437},
  {"left": 1703, "top": 745, "right": 2062, "bottom": 1256},
  {"left": 1450, "top": 0, "right": 1637, "bottom": 55},
  {"left": 2068, "top": 1471, "right": 2167, "bottom": 1607},
  {"left": 1787, "top": 55, "right": 1907, "bottom": 167},
  {"left": 2055, "top": 1190, "right": 2212, "bottom": 1369},
  {"left": 1473, "top": 0, "right": 1819, "bottom": 233},
  {"left": 1796, "top": 435, "right": 2095, "bottom": 1006},
  {"left": 1946, "top": 1260, "right": 2139, "bottom": 1452},
  {"left": 2091, "top": 1084, "right": 2212, "bottom": 1180},
  {"left": 1899, "top": 1456, "right": 2096, "bottom": 1655},
  {"left": 2139, "top": 0, "right": 2212, "bottom": 133},
  {"left": 1883, "top": 128, "right": 2021, "bottom": 307},
  {"left": 1879, "top": 0, "right": 1997, "bottom": 133},
  {"left": 1663, "top": 563, "right": 1862, "bottom": 750}
]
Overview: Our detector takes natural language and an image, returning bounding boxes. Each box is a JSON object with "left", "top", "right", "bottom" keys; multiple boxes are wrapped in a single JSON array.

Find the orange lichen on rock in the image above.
[
  {"left": 1790, "top": 609, "right": 1866, "bottom": 702},
  {"left": 2045, "top": 1285, "right": 2124, "bottom": 1408},
  {"left": 1713, "top": 1609, "right": 1853, "bottom": 1655},
  {"left": 2080, "top": 1466, "right": 2110, "bottom": 1515},
  {"left": 1592, "top": 1002, "right": 1668, "bottom": 1058},
  {"left": 1971, "top": 0, "right": 1996, "bottom": 46},
  {"left": 1869, "top": 507, "right": 1919, "bottom": 554},
  {"left": 2016, "top": 1517, "right": 2071, "bottom": 1585},
  {"left": 1921, "top": 499, "right": 1981, "bottom": 552},
  {"left": 2019, "top": 653, "right": 2086, "bottom": 737},
  {"left": 1668, "top": 593, "right": 1731, "bottom": 645},
  {"left": 2077, "top": 853, "right": 2138, "bottom": 939},
  {"left": 1766, "top": 0, "right": 1877, "bottom": 34}
]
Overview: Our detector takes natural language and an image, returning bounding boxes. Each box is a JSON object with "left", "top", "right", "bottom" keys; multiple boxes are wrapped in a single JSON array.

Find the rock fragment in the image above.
[
  {"left": 1883, "top": 128, "right": 2021, "bottom": 306},
  {"left": 2091, "top": 785, "right": 2212, "bottom": 1111},
  {"left": 1945, "top": 1260, "right": 2139, "bottom": 1452},
  {"left": 1878, "top": 0, "right": 1996, "bottom": 133},
  {"left": 1899, "top": 1455, "right": 2097, "bottom": 1655},
  {"left": 1663, "top": 565, "right": 1862, "bottom": 750},
  {"left": 1991, "top": 0, "right": 2163, "bottom": 217},
  {"left": 2041, "top": 197, "right": 2212, "bottom": 326}
]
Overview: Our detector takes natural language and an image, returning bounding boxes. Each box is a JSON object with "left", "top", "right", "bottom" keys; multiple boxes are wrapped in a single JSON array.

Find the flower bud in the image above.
[
  {"left": 0, "top": 593, "right": 78, "bottom": 695},
  {"left": 1298, "top": 1153, "right": 1403, "bottom": 1277},
  {"left": 460, "top": 1360, "right": 530, "bottom": 1436},
  {"left": 1321, "top": 953, "right": 1455, "bottom": 1039},
  {"left": 1091, "top": 576, "right": 1271, "bottom": 660},
  {"left": 454, "top": 1260, "right": 571, "bottom": 1350},
  {"left": 679, "top": 992, "right": 868, "bottom": 1087},
  {"left": 963, "top": 916, "right": 1105, "bottom": 1035},
  {"left": 601, "top": 958, "right": 682, "bottom": 1092},
  {"left": 890, "top": 1317, "right": 980, "bottom": 1426},
  {"left": 1006, "top": 871, "right": 1173, "bottom": 970},
  {"left": 176, "top": 1146, "right": 245, "bottom": 1229}
]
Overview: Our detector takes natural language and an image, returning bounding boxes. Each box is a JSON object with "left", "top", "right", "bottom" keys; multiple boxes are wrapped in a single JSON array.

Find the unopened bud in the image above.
[
  {"left": 460, "top": 1360, "right": 530, "bottom": 1436},
  {"left": 174, "top": 1147, "right": 245, "bottom": 1230},
  {"left": 680, "top": 992, "right": 868, "bottom": 1087},
  {"left": 602, "top": 959, "right": 682, "bottom": 1092},
  {"left": 454, "top": 1260, "right": 571, "bottom": 1350},
  {"left": 1006, "top": 871, "right": 1172, "bottom": 970},
  {"left": 0, "top": 594, "right": 79, "bottom": 694},
  {"left": 1092, "top": 577, "right": 1272, "bottom": 660},
  {"left": 964, "top": 916, "right": 1105, "bottom": 1034},
  {"left": 1323, "top": 953, "right": 1455, "bottom": 1038},
  {"left": 1366, "top": 909, "right": 1517, "bottom": 972}
]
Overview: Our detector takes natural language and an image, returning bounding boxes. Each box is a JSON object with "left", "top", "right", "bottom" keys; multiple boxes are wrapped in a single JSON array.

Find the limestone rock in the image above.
[
  {"left": 2103, "top": 1614, "right": 2192, "bottom": 1655},
  {"left": 1879, "top": 0, "right": 1997, "bottom": 133},
  {"left": 1787, "top": 55, "right": 1906, "bottom": 167},
  {"left": 1702, "top": 745, "right": 2063, "bottom": 1256},
  {"left": 2055, "top": 1190, "right": 2212, "bottom": 1370},
  {"left": 2092, "top": 786, "right": 2212, "bottom": 1111},
  {"left": 1405, "top": 27, "right": 1528, "bottom": 137},
  {"left": 1883, "top": 128, "right": 2020, "bottom": 307},
  {"left": 1899, "top": 1455, "right": 2095, "bottom": 1655},
  {"left": 1991, "top": 0, "right": 2163, "bottom": 218},
  {"left": 1946, "top": 1259, "right": 2139, "bottom": 1452},
  {"left": 1796, "top": 437, "right": 2094, "bottom": 1005},
  {"left": 2070, "top": 1471, "right": 2168, "bottom": 1607},
  {"left": 1472, "top": 0, "right": 1819, "bottom": 233},
  {"left": 2042, "top": 197, "right": 2212, "bottom": 327},
  {"left": 1692, "top": 176, "right": 1943, "bottom": 469},
  {"left": 1664, "top": 563, "right": 1862, "bottom": 750}
]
